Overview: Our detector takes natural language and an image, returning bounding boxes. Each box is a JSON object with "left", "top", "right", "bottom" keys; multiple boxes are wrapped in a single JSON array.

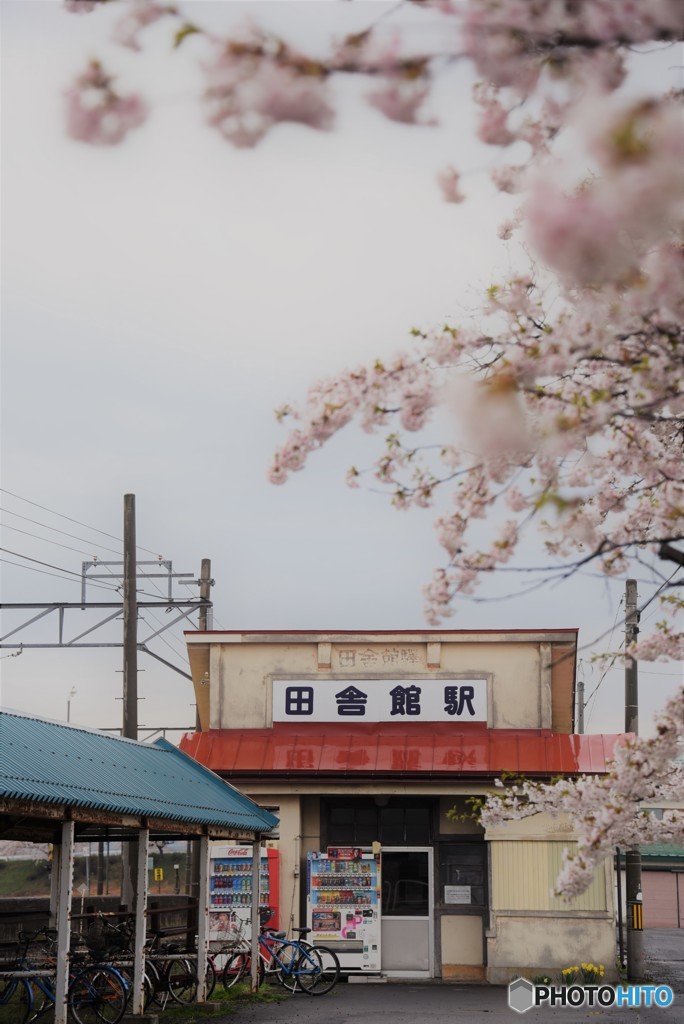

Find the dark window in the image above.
[
  {"left": 439, "top": 842, "right": 487, "bottom": 910},
  {"left": 323, "top": 799, "right": 434, "bottom": 847},
  {"left": 382, "top": 851, "right": 429, "bottom": 917},
  {"left": 405, "top": 807, "right": 430, "bottom": 844}
]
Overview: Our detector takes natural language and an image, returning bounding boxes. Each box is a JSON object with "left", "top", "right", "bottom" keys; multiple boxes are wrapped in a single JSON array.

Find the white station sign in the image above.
[{"left": 273, "top": 678, "right": 487, "bottom": 723}]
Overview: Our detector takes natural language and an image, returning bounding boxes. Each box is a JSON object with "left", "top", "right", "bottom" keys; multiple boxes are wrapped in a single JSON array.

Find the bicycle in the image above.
[
  {"left": 204, "top": 916, "right": 249, "bottom": 998},
  {"left": 144, "top": 936, "right": 199, "bottom": 1007},
  {"left": 82, "top": 912, "right": 198, "bottom": 1011},
  {"left": 84, "top": 914, "right": 156, "bottom": 1012},
  {"left": 0, "top": 929, "right": 128, "bottom": 1024},
  {"left": 262, "top": 928, "right": 340, "bottom": 995},
  {"left": 222, "top": 924, "right": 339, "bottom": 995}
]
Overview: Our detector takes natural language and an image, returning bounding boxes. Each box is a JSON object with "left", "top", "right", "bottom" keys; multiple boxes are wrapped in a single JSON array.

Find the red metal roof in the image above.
[{"left": 180, "top": 724, "right": 623, "bottom": 778}]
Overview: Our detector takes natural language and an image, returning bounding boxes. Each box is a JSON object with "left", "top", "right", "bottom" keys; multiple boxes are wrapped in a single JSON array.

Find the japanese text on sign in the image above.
[{"left": 273, "top": 679, "right": 487, "bottom": 722}]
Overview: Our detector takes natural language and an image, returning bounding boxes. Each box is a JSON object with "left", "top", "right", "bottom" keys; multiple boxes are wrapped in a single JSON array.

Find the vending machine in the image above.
[
  {"left": 306, "top": 849, "right": 381, "bottom": 971},
  {"left": 209, "top": 844, "right": 279, "bottom": 942}
]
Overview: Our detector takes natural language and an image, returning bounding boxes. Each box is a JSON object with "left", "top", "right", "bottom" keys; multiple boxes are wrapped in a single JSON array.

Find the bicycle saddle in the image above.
[{"left": 291, "top": 927, "right": 312, "bottom": 935}]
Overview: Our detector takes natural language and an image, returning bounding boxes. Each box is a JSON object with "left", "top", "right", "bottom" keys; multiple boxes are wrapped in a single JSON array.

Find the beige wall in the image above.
[
  {"left": 487, "top": 915, "right": 618, "bottom": 984},
  {"left": 194, "top": 632, "right": 577, "bottom": 732},
  {"left": 441, "top": 915, "right": 484, "bottom": 971},
  {"left": 490, "top": 840, "right": 608, "bottom": 913}
]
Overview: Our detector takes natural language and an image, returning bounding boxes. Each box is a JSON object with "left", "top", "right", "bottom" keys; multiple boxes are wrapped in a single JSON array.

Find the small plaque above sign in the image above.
[
  {"left": 273, "top": 678, "right": 487, "bottom": 723},
  {"left": 444, "top": 885, "right": 471, "bottom": 905}
]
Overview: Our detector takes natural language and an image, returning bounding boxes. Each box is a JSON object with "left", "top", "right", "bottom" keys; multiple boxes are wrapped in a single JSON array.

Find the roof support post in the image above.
[
  {"left": 54, "top": 820, "right": 75, "bottom": 1024},
  {"left": 250, "top": 835, "right": 262, "bottom": 993},
  {"left": 195, "top": 835, "right": 210, "bottom": 1002},
  {"left": 131, "top": 827, "right": 149, "bottom": 1015},
  {"left": 49, "top": 842, "right": 61, "bottom": 929}
]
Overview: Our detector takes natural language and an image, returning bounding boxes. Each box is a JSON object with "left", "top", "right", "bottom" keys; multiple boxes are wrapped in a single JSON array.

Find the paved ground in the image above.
[
  {"left": 644, "top": 928, "right": 684, "bottom": 995},
  {"left": 237, "top": 931, "right": 683, "bottom": 1024},
  {"left": 177, "top": 930, "right": 684, "bottom": 1024}
]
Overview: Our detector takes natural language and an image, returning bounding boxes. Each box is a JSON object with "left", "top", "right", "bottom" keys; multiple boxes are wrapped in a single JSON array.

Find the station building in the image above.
[{"left": 180, "top": 629, "right": 622, "bottom": 983}]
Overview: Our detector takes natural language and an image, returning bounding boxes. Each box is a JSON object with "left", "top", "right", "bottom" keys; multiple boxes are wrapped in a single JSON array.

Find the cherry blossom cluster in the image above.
[
  {"left": 479, "top": 685, "right": 684, "bottom": 897},
  {"left": 202, "top": 26, "right": 335, "bottom": 148},
  {"left": 65, "top": 1, "right": 106, "bottom": 12},
  {"left": 64, "top": 59, "right": 147, "bottom": 146}
]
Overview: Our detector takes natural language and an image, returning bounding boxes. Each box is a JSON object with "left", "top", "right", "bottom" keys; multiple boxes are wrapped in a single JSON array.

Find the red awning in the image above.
[{"left": 180, "top": 723, "right": 624, "bottom": 778}]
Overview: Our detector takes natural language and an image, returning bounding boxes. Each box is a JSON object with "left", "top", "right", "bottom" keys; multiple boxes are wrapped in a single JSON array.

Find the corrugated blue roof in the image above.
[{"left": 0, "top": 710, "right": 278, "bottom": 834}]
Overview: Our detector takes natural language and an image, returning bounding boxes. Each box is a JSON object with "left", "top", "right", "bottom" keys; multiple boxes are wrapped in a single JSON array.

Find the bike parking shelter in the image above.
[{"left": 0, "top": 709, "right": 278, "bottom": 1021}]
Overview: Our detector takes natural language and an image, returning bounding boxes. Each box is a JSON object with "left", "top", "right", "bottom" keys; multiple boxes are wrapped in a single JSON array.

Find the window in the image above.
[
  {"left": 439, "top": 841, "right": 487, "bottom": 910},
  {"left": 324, "top": 799, "right": 434, "bottom": 846}
]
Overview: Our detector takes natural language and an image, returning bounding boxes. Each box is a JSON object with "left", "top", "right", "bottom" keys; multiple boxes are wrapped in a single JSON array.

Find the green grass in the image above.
[
  {"left": 0, "top": 853, "right": 188, "bottom": 897},
  {"left": 154, "top": 979, "right": 294, "bottom": 1022}
]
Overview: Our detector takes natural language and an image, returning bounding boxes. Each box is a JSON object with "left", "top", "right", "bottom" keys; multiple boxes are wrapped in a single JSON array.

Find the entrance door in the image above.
[{"left": 380, "top": 848, "right": 433, "bottom": 976}]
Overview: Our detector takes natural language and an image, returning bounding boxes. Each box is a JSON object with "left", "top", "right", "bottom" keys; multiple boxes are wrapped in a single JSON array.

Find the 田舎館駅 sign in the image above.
[{"left": 272, "top": 678, "right": 487, "bottom": 722}]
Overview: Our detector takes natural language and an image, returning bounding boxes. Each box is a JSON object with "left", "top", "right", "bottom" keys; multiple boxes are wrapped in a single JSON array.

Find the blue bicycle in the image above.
[
  {"left": 222, "top": 922, "right": 340, "bottom": 995},
  {"left": 0, "top": 929, "right": 128, "bottom": 1024}
]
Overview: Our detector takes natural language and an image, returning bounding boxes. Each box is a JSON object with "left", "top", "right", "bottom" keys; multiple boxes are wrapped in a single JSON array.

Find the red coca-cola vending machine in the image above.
[{"left": 209, "top": 844, "right": 279, "bottom": 942}]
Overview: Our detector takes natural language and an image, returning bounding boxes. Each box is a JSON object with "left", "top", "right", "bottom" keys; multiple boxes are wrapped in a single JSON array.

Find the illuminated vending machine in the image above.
[
  {"left": 209, "top": 844, "right": 279, "bottom": 943},
  {"left": 306, "top": 849, "right": 381, "bottom": 972}
]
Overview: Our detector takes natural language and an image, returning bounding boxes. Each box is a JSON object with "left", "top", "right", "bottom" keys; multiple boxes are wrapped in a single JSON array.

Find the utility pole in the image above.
[
  {"left": 122, "top": 494, "right": 138, "bottom": 910},
  {"left": 198, "top": 559, "right": 212, "bottom": 633},
  {"left": 625, "top": 578, "right": 644, "bottom": 981},
  {"left": 188, "top": 559, "right": 213, "bottom": 922},
  {"left": 122, "top": 494, "right": 138, "bottom": 741},
  {"left": 576, "top": 678, "right": 584, "bottom": 734}
]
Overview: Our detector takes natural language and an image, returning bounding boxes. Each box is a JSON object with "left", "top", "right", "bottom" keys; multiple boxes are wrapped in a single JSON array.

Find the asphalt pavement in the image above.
[{"left": 201, "top": 930, "right": 684, "bottom": 1024}]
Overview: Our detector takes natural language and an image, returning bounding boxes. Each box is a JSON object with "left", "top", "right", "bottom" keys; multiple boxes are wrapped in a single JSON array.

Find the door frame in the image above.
[{"left": 380, "top": 846, "right": 434, "bottom": 978}]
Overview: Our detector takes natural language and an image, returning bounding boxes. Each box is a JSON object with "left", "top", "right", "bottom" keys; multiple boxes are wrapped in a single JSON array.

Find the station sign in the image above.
[{"left": 273, "top": 678, "right": 487, "bottom": 722}]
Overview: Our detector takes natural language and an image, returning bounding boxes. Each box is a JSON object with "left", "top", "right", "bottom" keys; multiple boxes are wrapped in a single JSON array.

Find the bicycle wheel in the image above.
[
  {"left": 0, "top": 977, "right": 32, "bottom": 1024},
  {"left": 296, "top": 945, "right": 340, "bottom": 995},
  {"left": 272, "top": 944, "right": 299, "bottom": 993},
  {"left": 166, "top": 958, "right": 198, "bottom": 1005},
  {"left": 118, "top": 965, "right": 154, "bottom": 1011},
  {"left": 221, "top": 950, "right": 249, "bottom": 989},
  {"left": 30, "top": 979, "right": 55, "bottom": 1024},
  {"left": 69, "top": 965, "right": 127, "bottom": 1024},
  {"left": 205, "top": 955, "right": 217, "bottom": 999}
]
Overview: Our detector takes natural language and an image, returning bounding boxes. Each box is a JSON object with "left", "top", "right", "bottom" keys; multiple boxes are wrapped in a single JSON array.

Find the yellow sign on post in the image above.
[
  {"left": 154, "top": 867, "right": 164, "bottom": 882},
  {"left": 631, "top": 902, "right": 643, "bottom": 930}
]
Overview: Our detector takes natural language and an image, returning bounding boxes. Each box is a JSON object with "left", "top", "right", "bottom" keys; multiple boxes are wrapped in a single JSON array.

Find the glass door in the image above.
[{"left": 380, "top": 848, "right": 433, "bottom": 976}]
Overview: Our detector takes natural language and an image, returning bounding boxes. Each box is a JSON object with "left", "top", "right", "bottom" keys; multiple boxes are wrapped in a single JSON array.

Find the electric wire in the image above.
[
  {"left": 0, "top": 523, "right": 113, "bottom": 559},
  {"left": 0, "top": 507, "right": 123, "bottom": 556},
  {"left": 0, "top": 488, "right": 163, "bottom": 559},
  {"left": 583, "top": 597, "right": 625, "bottom": 730},
  {"left": 139, "top": 613, "right": 191, "bottom": 664},
  {"left": 0, "top": 548, "right": 123, "bottom": 591},
  {"left": 0, "top": 556, "right": 122, "bottom": 592}
]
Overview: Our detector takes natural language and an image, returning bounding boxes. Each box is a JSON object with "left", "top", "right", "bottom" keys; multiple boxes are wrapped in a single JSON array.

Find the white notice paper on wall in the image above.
[{"left": 444, "top": 885, "right": 471, "bottom": 904}]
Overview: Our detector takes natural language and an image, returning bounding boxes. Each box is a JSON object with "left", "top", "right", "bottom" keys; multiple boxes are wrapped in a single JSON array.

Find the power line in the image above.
[
  {"left": 0, "top": 523, "right": 112, "bottom": 559},
  {"left": 0, "top": 488, "right": 163, "bottom": 559},
  {"left": 0, "top": 507, "right": 124, "bottom": 556},
  {"left": 0, "top": 548, "right": 122, "bottom": 591},
  {"left": 0, "top": 557, "right": 121, "bottom": 592}
]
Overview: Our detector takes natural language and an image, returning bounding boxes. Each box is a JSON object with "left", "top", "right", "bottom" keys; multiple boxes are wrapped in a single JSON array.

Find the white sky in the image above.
[{"left": 1, "top": 1, "right": 682, "bottom": 739}]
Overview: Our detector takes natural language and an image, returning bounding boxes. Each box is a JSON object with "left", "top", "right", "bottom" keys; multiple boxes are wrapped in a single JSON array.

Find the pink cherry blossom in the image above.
[
  {"left": 437, "top": 165, "right": 465, "bottom": 204},
  {"left": 366, "top": 77, "right": 433, "bottom": 125},
  {"left": 203, "top": 31, "right": 335, "bottom": 147},
  {"left": 65, "top": 61, "right": 148, "bottom": 146},
  {"left": 111, "top": 2, "right": 170, "bottom": 52},
  {"left": 64, "top": 1, "right": 102, "bottom": 12}
]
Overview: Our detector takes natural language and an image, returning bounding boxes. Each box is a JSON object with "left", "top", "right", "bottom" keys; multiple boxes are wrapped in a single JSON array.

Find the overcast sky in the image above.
[{"left": 1, "top": 1, "right": 682, "bottom": 739}]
